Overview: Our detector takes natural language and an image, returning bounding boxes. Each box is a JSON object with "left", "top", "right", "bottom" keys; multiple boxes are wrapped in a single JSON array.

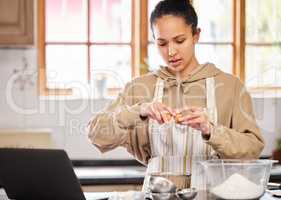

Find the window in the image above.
[
  {"left": 146, "top": 0, "right": 166, "bottom": 72},
  {"left": 145, "top": 0, "right": 233, "bottom": 74},
  {"left": 245, "top": 0, "right": 281, "bottom": 90},
  {"left": 193, "top": 0, "right": 233, "bottom": 74},
  {"left": 39, "top": 0, "right": 281, "bottom": 97},
  {"left": 143, "top": 0, "right": 281, "bottom": 93},
  {"left": 38, "top": 0, "right": 140, "bottom": 97}
]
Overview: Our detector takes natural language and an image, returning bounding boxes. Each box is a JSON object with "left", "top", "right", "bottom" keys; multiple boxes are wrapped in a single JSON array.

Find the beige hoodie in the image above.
[{"left": 88, "top": 63, "right": 264, "bottom": 164}]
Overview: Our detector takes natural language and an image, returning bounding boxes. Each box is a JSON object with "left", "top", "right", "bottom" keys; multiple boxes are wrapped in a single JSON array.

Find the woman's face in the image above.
[{"left": 153, "top": 15, "right": 200, "bottom": 75}]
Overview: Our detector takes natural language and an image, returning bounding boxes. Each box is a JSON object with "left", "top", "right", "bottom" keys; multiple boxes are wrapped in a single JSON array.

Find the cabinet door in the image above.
[{"left": 0, "top": 0, "right": 33, "bottom": 45}]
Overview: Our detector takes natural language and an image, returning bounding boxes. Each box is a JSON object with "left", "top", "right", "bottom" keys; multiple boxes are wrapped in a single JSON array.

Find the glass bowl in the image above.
[
  {"left": 150, "top": 192, "right": 177, "bottom": 200},
  {"left": 146, "top": 156, "right": 192, "bottom": 191},
  {"left": 200, "top": 159, "right": 276, "bottom": 200}
]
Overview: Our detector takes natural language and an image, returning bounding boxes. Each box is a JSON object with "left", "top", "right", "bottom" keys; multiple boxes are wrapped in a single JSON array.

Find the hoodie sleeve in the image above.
[
  {"left": 206, "top": 79, "right": 264, "bottom": 159},
  {"left": 87, "top": 81, "right": 151, "bottom": 164}
]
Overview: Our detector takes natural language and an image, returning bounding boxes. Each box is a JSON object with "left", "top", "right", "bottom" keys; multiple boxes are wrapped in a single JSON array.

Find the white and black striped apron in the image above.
[{"left": 143, "top": 77, "right": 218, "bottom": 191}]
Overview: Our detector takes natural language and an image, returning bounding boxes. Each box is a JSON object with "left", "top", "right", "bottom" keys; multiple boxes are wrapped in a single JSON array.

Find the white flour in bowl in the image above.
[{"left": 210, "top": 173, "right": 264, "bottom": 199}]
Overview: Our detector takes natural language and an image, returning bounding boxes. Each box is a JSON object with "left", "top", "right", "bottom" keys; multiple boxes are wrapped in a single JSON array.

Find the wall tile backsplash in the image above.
[{"left": 0, "top": 48, "right": 280, "bottom": 159}]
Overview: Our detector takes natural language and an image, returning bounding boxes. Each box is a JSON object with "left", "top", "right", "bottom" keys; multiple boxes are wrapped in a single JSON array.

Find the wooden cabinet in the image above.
[{"left": 0, "top": 0, "right": 33, "bottom": 46}]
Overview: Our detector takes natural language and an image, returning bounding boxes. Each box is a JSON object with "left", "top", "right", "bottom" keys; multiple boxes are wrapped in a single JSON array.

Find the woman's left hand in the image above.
[{"left": 177, "top": 107, "right": 213, "bottom": 136}]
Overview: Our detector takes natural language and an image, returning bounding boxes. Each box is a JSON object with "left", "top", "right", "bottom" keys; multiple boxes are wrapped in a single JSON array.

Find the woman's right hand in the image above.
[{"left": 140, "top": 102, "right": 175, "bottom": 124}]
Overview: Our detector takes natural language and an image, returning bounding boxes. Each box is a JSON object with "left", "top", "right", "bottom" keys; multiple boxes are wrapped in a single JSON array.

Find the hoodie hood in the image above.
[{"left": 154, "top": 62, "right": 222, "bottom": 83}]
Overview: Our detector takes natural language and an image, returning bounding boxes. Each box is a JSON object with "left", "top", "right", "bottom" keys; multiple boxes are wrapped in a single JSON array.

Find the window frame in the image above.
[
  {"left": 141, "top": 0, "right": 281, "bottom": 93},
  {"left": 38, "top": 0, "right": 141, "bottom": 96},
  {"left": 140, "top": 0, "right": 243, "bottom": 78},
  {"left": 140, "top": 1, "right": 241, "bottom": 77},
  {"left": 38, "top": 0, "right": 281, "bottom": 97}
]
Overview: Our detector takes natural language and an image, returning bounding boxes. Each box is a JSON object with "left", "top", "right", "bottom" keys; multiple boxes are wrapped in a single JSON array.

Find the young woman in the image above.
[{"left": 88, "top": 0, "right": 264, "bottom": 190}]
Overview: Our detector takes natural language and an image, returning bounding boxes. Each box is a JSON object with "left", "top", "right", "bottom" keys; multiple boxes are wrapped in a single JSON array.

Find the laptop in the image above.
[{"left": 0, "top": 148, "right": 87, "bottom": 200}]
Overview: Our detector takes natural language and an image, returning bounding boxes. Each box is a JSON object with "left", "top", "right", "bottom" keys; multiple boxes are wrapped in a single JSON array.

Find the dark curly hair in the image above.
[{"left": 150, "top": 0, "right": 198, "bottom": 36}]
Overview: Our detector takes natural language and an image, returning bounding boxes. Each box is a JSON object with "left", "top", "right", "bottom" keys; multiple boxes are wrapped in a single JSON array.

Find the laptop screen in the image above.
[{"left": 0, "top": 148, "right": 86, "bottom": 200}]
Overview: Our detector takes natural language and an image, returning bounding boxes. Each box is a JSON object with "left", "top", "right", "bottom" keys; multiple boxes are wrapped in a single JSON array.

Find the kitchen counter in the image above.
[
  {"left": 74, "top": 166, "right": 146, "bottom": 185},
  {"left": 269, "top": 164, "right": 281, "bottom": 183},
  {"left": 73, "top": 161, "right": 281, "bottom": 186},
  {"left": 1, "top": 188, "right": 281, "bottom": 200},
  {"left": 73, "top": 159, "right": 146, "bottom": 186}
]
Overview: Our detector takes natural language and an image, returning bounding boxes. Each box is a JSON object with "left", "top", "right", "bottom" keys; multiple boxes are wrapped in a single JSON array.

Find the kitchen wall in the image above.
[
  {"left": 0, "top": 0, "right": 133, "bottom": 160},
  {"left": 0, "top": 0, "right": 280, "bottom": 160},
  {"left": 0, "top": 48, "right": 133, "bottom": 159},
  {"left": 0, "top": 48, "right": 280, "bottom": 159}
]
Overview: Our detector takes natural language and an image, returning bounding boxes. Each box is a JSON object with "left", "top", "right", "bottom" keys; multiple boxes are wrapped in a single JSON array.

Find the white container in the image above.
[{"left": 200, "top": 159, "right": 276, "bottom": 200}]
